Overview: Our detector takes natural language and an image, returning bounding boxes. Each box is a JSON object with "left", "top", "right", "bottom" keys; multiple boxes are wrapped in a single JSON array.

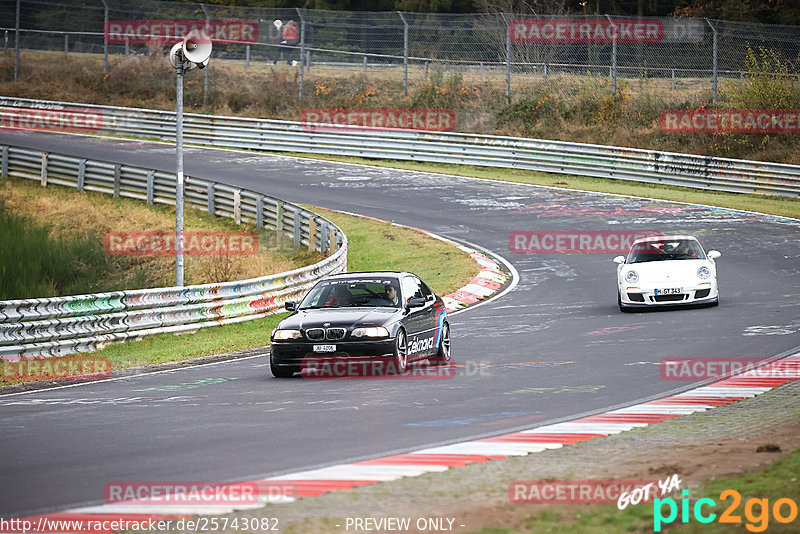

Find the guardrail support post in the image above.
[
  {"left": 40, "top": 153, "right": 47, "bottom": 187},
  {"left": 320, "top": 221, "right": 328, "bottom": 254},
  {"left": 256, "top": 196, "right": 263, "bottom": 228},
  {"left": 207, "top": 183, "right": 214, "bottom": 215},
  {"left": 64, "top": 33, "right": 68, "bottom": 54},
  {"left": 1, "top": 146, "right": 8, "bottom": 178},
  {"left": 363, "top": 56, "right": 368, "bottom": 72},
  {"left": 78, "top": 159, "right": 86, "bottom": 192},
  {"left": 293, "top": 211, "right": 301, "bottom": 247},
  {"left": 308, "top": 217, "right": 316, "bottom": 251},
  {"left": 113, "top": 164, "right": 121, "bottom": 198},
  {"left": 276, "top": 201, "right": 284, "bottom": 238},
  {"left": 146, "top": 169, "right": 153, "bottom": 204},
  {"left": 245, "top": 45, "right": 250, "bottom": 69},
  {"left": 233, "top": 189, "right": 242, "bottom": 225}
]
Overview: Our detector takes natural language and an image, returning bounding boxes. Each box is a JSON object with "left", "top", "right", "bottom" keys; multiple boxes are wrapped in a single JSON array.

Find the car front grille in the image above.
[
  {"left": 305, "top": 328, "right": 325, "bottom": 341},
  {"left": 695, "top": 289, "right": 711, "bottom": 299},
  {"left": 653, "top": 294, "right": 687, "bottom": 302},
  {"left": 627, "top": 293, "right": 645, "bottom": 302},
  {"left": 326, "top": 328, "right": 346, "bottom": 340}
]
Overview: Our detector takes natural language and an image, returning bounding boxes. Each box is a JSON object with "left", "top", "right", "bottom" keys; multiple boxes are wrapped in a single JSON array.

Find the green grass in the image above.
[
  {"left": 312, "top": 206, "right": 478, "bottom": 297},
  {"left": 286, "top": 153, "right": 800, "bottom": 220},
  {"left": 0, "top": 199, "right": 114, "bottom": 300},
  {"left": 666, "top": 449, "right": 800, "bottom": 533},
  {"left": 90, "top": 314, "right": 285, "bottom": 370},
  {"left": 471, "top": 449, "right": 800, "bottom": 533}
]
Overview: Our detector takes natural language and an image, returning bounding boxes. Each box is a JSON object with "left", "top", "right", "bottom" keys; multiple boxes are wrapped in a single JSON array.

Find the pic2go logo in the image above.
[{"left": 653, "top": 489, "right": 799, "bottom": 532}]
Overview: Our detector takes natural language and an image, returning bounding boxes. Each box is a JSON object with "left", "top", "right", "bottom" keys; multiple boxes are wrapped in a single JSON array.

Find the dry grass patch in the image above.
[
  {"left": 3, "top": 50, "right": 800, "bottom": 163},
  {"left": 0, "top": 176, "right": 321, "bottom": 295}
]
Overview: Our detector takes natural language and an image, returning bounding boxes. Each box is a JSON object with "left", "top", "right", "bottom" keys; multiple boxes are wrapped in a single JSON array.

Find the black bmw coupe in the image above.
[{"left": 269, "top": 272, "right": 451, "bottom": 377}]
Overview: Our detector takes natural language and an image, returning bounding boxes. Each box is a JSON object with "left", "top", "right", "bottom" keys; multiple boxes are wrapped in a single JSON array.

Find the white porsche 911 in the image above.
[{"left": 613, "top": 235, "right": 720, "bottom": 312}]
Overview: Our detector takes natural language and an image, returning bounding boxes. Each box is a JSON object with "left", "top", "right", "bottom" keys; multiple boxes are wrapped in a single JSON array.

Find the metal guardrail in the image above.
[
  {"left": 2, "top": 97, "right": 798, "bottom": 198},
  {"left": 0, "top": 144, "right": 347, "bottom": 358}
]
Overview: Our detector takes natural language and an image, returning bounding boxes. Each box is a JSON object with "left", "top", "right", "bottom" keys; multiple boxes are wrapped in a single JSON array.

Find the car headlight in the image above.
[
  {"left": 697, "top": 266, "right": 711, "bottom": 279},
  {"left": 625, "top": 270, "right": 639, "bottom": 284},
  {"left": 272, "top": 329, "right": 301, "bottom": 341},
  {"left": 351, "top": 326, "right": 390, "bottom": 339}
]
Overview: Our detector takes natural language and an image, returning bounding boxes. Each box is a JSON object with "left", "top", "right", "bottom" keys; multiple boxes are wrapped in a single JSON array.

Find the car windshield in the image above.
[
  {"left": 298, "top": 278, "right": 402, "bottom": 309},
  {"left": 627, "top": 239, "right": 706, "bottom": 263}
]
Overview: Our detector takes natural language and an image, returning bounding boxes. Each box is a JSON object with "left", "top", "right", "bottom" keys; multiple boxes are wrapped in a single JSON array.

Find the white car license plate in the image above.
[
  {"left": 655, "top": 288, "right": 682, "bottom": 295},
  {"left": 313, "top": 344, "right": 336, "bottom": 353}
]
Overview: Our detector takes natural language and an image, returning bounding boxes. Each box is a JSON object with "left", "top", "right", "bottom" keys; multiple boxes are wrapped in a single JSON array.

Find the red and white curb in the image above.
[
  {"left": 319, "top": 209, "right": 511, "bottom": 313},
  {"left": 420, "top": 234, "right": 509, "bottom": 313},
  {"left": 13, "top": 355, "right": 799, "bottom": 530}
]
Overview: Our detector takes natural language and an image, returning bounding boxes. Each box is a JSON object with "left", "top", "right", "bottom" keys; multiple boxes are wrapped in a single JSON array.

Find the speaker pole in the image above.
[
  {"left": 175, "top": 59, "right": 185, "bottom": 287},
  {"left": 169, "top": 30, "right": 210, "bottom": 287}
]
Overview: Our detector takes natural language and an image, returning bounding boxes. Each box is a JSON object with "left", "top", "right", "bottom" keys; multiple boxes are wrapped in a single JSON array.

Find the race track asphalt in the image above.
[{"left": 1, "top": 131, "right": 799, "bottom": 517}]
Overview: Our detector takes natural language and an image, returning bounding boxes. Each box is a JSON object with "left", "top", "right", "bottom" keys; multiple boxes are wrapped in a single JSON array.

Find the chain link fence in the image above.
[{"left": 1, "top": 0, "right": 799, "bottom": 135}]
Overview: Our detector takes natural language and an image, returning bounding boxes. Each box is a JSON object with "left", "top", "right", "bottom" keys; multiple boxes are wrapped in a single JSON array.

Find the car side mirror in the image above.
[
  {"left": 406, "top": 297, "right": 426, "bottom": 310},
  {"left": 612, "top": 255, "right": 626, "bottom": 265},
  {"left": 707, "top": 250, "right": 721, "bottom": 259},
  {"left": 284, "top": 301, "right": 297, "bottom": 312}
]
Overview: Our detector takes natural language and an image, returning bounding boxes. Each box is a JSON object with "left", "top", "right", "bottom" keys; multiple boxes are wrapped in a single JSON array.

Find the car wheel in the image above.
[
  {"left": 270, "top": 353, "right": 296, "bottom": 378},
  {"left": 431, "top": 322, "right": 451, "bottom": 365},
  {"left": 618, "top": 291, "right": 630, "bottom": 313},
  {"left": 392, "top": 329, "right": 408, "bottom": 374}
]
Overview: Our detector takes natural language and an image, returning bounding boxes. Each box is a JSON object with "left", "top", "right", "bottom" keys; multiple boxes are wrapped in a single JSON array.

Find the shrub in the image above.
[
  {"left": 722, "top": 46, "right": 800, "bottom": 109},
  {"left": 496, "top": 93, "right": 559, "bottom": 134}
]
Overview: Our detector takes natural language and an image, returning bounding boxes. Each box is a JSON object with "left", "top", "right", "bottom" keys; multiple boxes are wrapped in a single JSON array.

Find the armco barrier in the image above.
[
  {"left": 2, "top": 97, "right": 799, "bottom": 197},
  {"left": 0, "top": 144, "right": 347, "bottom": 358}
]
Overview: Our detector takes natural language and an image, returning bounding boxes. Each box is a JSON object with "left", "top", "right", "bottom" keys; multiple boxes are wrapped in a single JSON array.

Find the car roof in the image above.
[
  {"left": 324, "top": 271, "right": 410, "bottom": 280},
  {"left": 632, "top": 235, "right": 700, "bottom": 245}
]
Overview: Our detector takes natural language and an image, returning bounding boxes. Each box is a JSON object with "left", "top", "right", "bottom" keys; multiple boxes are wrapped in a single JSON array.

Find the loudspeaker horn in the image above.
[
  {"left": 168, "top": 43, "right": 183, "bottom": 68},
  {"left": 182, "top": 29, "right": 212, "bottom": 65}
]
